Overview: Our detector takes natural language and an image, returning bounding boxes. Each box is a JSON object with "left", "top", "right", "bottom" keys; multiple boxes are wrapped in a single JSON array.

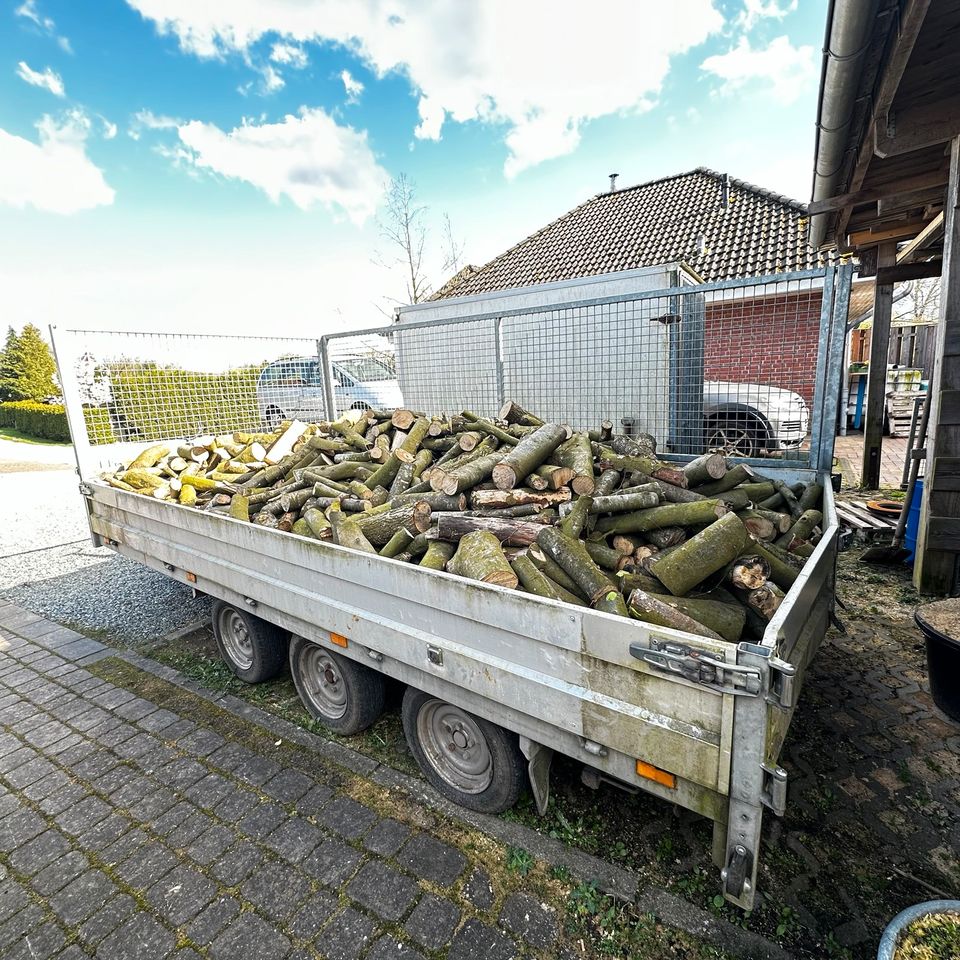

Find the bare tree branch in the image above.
[
  {"left": 376, "top": 174, "right": 432, "bottom": 304},
  {"left": 441, "top": 212, "right": 465, "bottom": 275}
]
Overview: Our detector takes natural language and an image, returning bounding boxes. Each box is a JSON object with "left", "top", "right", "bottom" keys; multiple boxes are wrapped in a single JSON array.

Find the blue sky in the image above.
[{"left": 0, "top": 0, "right": 827, "bottom": 336}]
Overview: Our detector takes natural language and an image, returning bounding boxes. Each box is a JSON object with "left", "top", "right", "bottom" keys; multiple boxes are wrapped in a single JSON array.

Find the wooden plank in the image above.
[
  {"left": 876, "top": 94, "right": 960, "bottom": 158},
  {"left": 930, "top": 457, "right": 960, "bottom": 491},
  {"left": 917, "top": 137, "right": 960, "bottom": 594},
  {"left": 897, "top": 212, "right": 945, "bottom": 263},
  {"left": 848, "top": 220, "right": 931, "bottom": 247},
  {"left": 927, "top": 516, "right": 960, "bottom": 551},
  {"left": 861, "top": 243, "right": 897, "bottom": 489},
  {"left": 876, "top": 259, "right": 943, "bottom": 284},
  {"left": 939, "top": 390, "right": 960, "bottom": 425},
  {"left": 806, "top": 170, "right": 949, "bottom": 216}
]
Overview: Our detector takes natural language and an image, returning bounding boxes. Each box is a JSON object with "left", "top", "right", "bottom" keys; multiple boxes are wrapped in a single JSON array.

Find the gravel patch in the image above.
[{"left": 0, "top": 461, "right": 208, "bottom": 644}]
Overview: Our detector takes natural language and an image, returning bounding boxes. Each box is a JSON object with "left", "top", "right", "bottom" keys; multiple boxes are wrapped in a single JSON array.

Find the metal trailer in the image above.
[{"left": 51, "top": 264, "right": 852, "bottom": 909}]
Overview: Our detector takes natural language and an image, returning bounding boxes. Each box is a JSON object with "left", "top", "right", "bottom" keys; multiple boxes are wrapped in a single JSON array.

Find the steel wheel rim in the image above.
[
  {"left": 298, "top": 647, "right": 348, "bottom": 720},
  {"left": 417, "top": 700, "right": 492, "bottom": 794},
  {"left": 218, "top": 607, "right": 253, "bottom": 671},
  {"left": 708, "top": 424, "right": 756, "bottom": 457},
  {"left": 265, "top": 407, "right": 282, "bottom": 430}
]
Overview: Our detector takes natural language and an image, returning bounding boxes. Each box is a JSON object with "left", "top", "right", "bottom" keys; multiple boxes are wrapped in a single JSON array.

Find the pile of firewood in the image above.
[{"left": 103, "top": 402, "right": 824, "bottom": 643}]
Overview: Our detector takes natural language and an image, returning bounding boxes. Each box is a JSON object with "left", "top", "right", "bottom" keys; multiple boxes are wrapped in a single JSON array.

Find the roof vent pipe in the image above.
[
  {"left": 609, "top": 173, "right": 619, "bottom": 193},
  {"left": 721, "top": 173, "right": 730, "bottom": 208}
]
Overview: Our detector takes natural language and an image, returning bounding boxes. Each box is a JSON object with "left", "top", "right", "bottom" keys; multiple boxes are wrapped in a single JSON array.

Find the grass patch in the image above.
[{"left": 0, "top": 425, "right": 70, "bottom": 446}]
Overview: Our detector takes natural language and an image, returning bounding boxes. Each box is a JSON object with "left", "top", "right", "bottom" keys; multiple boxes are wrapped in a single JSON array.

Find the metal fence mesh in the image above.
[{"left": 55, "top": 270, "right": 838, "bottom": 478}]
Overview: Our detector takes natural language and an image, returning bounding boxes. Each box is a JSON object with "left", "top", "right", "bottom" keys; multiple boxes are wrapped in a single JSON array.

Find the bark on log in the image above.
[
  {"left": 436, "top": 514, "right": 544, "bottom": 546},
  {"left": 532, "top": 464, "right": 576, "bottom": 490},
  {"left": 536, "top": 527, "right": 612, "bottom": 605},
  {"left": 129, "top": 444, "right": 169, "bottom": 469},
  {"left": 585, "top": 540, "right": 629, "bottom": 571},
  {"left": 229, "top": 495, "right": 250, "bottom": 522},
  {"left": 615, "top": 571, "right": 664, "bottom": 596},
  {"left": 303, "top": 507, "right": 331, "bottom": 539},
  {"left": 447, "top": 531, "right": 518, "bottom": 588},
  {"left": 644, "top": 592, "right": 745, "bottom": 642},
  {"left": 609, "top": 434, "right": 658, "bottom": 458},
  {"left": 330, "top": 512, "right": 377, "bottom": 554},
  {"left": 597, "top": 452, "right": 687, "bottom": 488},
  {"left": 555, "top": 433, "right": 595, "bottom": 495},
  {"left": 626, "top": 590, "right": 724, "bottom": 641},
  {"left": 645, "top": 526, "right": 687, "bottom": 549},
  {"left": 470, "top": 488, "right": 571, "bottom": 509},
  {"left": 380, "top": 527, "right": 414, "bottom": 559},
  {"left": 774, "top": 481, "right": 803, "bottom": 519},
  {"left": 527, "top": 544, "right": 587, "bottom": 598},
  {"left": 588, "top": 491, "right": 660, "bottom": 514},
  {"left": 716, "top": 490, "right": 752, "bottom": 511},
  {"left": 646, "top": 512, "right": 747, "bottom": 596},
  {"left": 736, "top": 482, "right": 776, "bottom": 502},
  {"left": 650, "top": 478, "right": 706, "bottom": 504},
  {"left": 461, "top": 411, "right": 519, "bottom": 446},
  {"left": 354, "top": 502, "right": 432, "bottom": 546},
  {"left": 594, "top": 469, "right": 621, "bottom": 498},
  {"left": 492, "top": 423, "right": 568, "bottom": 491},
  {"left": 746, "top": 581, "right": 786, "bottom": 620},
  {"left": 798, "top": 483, "right": 823, "bottom": 513},
  {"left": 596, "top": 499, "right": 728, "bottom": 535},
  {"left": 511, "top": 555, "right": 584, "bottom": 605},
  {"left": 741, "top": 508, "right": 792, "bottom": 533},
  {"left": 776, "top": 509, "right": 822, "bottom": 548},
  {"left": 594, "top": 589, "right": 629, "bottom": 617},
  {"left": 434, "top": 451, "right": 508, "bottom": 496},
  {"left": 498, "top": 401, "right": 544, "bottom": 427},
  {"left": 683, "top": 453, "right": 727, "bottom": 486},
  {"left": 727, "top": 556, "right": 770, "bottom": 590},
  {"left": 419, "top": 540, "right": 455, "bottom": 570},
  {"left": 559, "top": 496, "right": 592, "bottom": 539},
  {"left": 738, "top": 513, "right": 776, "bottom": 541},
  {"left": 392, "top": 491, "right": 466, "bottom": 511},
  {"left": 693, "top": 464, "right": 756, "bottom": 496},
  {"left": 389, "top": 461, "right": 415, "bottom": 498}
]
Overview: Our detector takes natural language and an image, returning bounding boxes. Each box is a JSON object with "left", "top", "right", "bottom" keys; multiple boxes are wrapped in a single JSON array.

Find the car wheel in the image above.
[
  {"left": 264, "top": 405, "right": 284, "bottom": 431},
  {"left": 705, "top": 414, "right": 766, "bottom": 458},
  {"left": 211, "top": 600, "right": 288, "bottom": 684}
]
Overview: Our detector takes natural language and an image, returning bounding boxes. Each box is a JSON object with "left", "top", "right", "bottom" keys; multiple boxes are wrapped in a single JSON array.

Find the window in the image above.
[{"left": 335, "top": 357, "right": 394, "bottom": 382}]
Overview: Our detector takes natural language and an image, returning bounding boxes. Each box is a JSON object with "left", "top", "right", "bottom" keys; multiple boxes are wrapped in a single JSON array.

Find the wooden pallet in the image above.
[{"left": 835, "top": 499, "right": 899, "bottom": 540}]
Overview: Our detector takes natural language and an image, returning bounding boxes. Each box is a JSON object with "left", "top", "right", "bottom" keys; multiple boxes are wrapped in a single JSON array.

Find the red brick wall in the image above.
[{"left": 704, "top": 289, "right": 822, "bottom": 406}]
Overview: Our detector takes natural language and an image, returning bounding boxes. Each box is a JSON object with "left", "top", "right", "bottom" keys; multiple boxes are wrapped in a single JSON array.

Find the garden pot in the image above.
[
  {"left": 877, "top": 899, "right": 960, "bottom": 959},
  {"left": 915, "top": 599, "right": 960, "bottom": 722}
]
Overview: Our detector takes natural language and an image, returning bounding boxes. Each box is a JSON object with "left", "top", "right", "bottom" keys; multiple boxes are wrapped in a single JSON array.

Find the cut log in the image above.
[
  {"left": 354, "top": 502, "right": 432, "bottom": 546},
  {"left": 593, "top": 589, "right": 629, "bottom": 617},
  {"left": 736, "top": 482, "right": 776, "bottom": 502},
  {"left": 492, "top": 423, "right": 568, "bottom": 491},
  {"left": 436, "top": 514, "right": 544, "bottom": 547},
  {"left": 738, "top": 513, "right": 776, "bottom": 541},
  {"left": 585, "top": 541, "right": 629, "bottom": 571},
  {"left": 727, "top": 556, "right": 770, "bottom": 591},
  {"left": 693, "top": 464, "right": 756, "bottom": 496},
  {"left": 532, "top": 464, "right": 576, "bottom": 490},
  {"left": 642, "top": 592, "right": 744, "bottom": 642},
  {"left": 469, "top": 487, "right": 571, "bottom": 510},
  {"left": 774, "top": 481, "right": 803, "bottom": 519},
  {"left": 588, "top": 490, "right": 660, "bottom": 514},
  {"left": 682, "top": 453, "right": 727, "bottom": 486},
  {"left": 458, "top": 431, "right": 483, "bottom": 452},
  {"left": 650, "top": 478, "right": 707, "bottom": 504},
  {"left": 615, "top": 571, "right": 664, "bottom": 596},
  {"left": 746, "top": 581, "right": 786, "bottom": 620},
  {"left": 798, "top": 483, "right": 824, "bottom": 513},
  {"left": 742, "top": 508, "right": 792, "bottom": 534},
  {"left": 626, "top": 590, "right": 724, "bottom": 641},
  {"left": 609, "top": 434, "right": 658, "bottom": 458},
  {"left": 596, "top": 499, "right": 728, "bottom": 535},
  {"left": 776, "top": 509, "right": 822, "bottom": 549},
  {"left": 593, "top": 469, "right": 621, "bottom": 498},
  {"left": 498, "top": 400, "right": 544, "bottom": 427},
  {"left": 435, "top": 451, "right": 508, "bottom": 496},
  {"left": 129, "top": 444, "right": 169, "bottom": 469},
  {"left": 391, "top": 409, "right": 416, "bottom": 430},
  {"left": 228, "top": 495, "right": 250, "bottom": 522},
  {"left": 460, "top": 411, "right": 519, "bottom": 446},
  {"left": 419, "top": 540, "right": 455, "bottom": 570},
  {"left": 447, "top": 530, "right": 518, "bottom": 588},
  {"left": 392, "top": 491, "right": 466, "bottom": 511},
  {"left": 527, "top": 543, "right": 587, "bottom": 598},
  {"left": 265, "top": 421, "right": 308, "bottom": 465},
  {"left": 330, "top": 512, "right": 377, "bottom": 554},
  {"left": 536, "top": 527, "right": 612, "bottom": 605},
  {"left": 645, "top": 526, "right": 687, "bottom": 549},
  {"left": 512, "top": 555, "right": 583, "bottom": 605},
  {"left": 380, "top": 528, "right": 414, "bottom": 559},
  {"left": 646, "top": 512, "right": 747, "bottom": 596},
  {"left": 303, "top": 507, "right": 331, "bottom": 539},
  {"left": 555, "top": 433, "right": 596, "bottom": 495},
  {"left": 596, "top": 452, "right": 687, "bottom": 488}
]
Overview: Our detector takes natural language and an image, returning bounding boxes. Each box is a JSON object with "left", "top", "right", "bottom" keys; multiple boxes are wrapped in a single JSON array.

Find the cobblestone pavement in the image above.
[
  {"left": 833, "top": 433, "right": 908, "bottom": 488},
  {"left": 0, "top": 601, "right": 770, "bottom": 960}
]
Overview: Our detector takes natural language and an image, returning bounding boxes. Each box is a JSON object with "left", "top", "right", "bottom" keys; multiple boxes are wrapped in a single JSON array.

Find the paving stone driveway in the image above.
[{"left": 0, "top": 602, "right": 568, "bottom": 960}]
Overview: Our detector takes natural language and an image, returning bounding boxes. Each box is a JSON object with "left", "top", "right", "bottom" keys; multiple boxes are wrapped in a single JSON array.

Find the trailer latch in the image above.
[
  {"left": 766, "top": 656, "right": 797, "bottom": 710},
  {"left": 630, "top": 640, "right": 762, "bottom": 697},
  {"left": 760, "top": 764, "right": 788, "bottom": 816},
  {"left": 79, "top": 482, "right": 94, "bottom": 497}
]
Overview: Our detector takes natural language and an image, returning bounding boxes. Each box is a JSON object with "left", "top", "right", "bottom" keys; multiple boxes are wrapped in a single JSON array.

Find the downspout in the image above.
[{"left": 809, "top": 0, "right": 880, "bottom": 249}]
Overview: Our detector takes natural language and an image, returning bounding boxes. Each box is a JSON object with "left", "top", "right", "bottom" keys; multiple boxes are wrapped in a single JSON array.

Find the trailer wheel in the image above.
[
  {"left": 401, "top": 688, "right": 525, "bottom": 814},
  {"left": 211, "top": 600, "right": 287, "bottom": 684},
  {"left": 288, "top": 636, "right": 385, "bottom": 735}
]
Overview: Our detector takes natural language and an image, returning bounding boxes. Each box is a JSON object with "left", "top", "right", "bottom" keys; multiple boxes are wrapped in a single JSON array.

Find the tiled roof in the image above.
[{"left": 434, "top": 167, "right": 831, "bottom": 299}]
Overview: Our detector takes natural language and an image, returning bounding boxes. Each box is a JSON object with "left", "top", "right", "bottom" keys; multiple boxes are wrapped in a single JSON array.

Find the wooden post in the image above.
[
  {"left": 916, "top": 136, "right": 960, "bottom": 594},
  {"left": 861, "top": 241, "right": 897, "bottom": 489}
]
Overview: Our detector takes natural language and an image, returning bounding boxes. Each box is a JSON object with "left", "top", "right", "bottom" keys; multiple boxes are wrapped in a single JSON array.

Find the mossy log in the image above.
[
  {"left": 683, "top": 453, "right": 727, "bottom": 486},
  {"left": 461, "top": 411, "right": 519, "bottom": 446},
  {"left": 554, "top": 432, "right": 595, "bottom": 495},
  {"left": 649, "top": 592, "right": 745, "bottom": 642},
  {"left": 436, "top": 514, "right": 543, "bottom": 546},
  {"left": 773, "top": 481, "right": 803, "bottom": 519},
  {"left": 392, "top": 491, "right": 466, "bottom": 511},
  {"left": 626, "top": 589, "right": 724, "bottom": 641},
  {"left": 650, "top": 478, "right": 707, "bottom": 504},
  {"left": 529, "top": 464, "right": 576, "bottom": 490},
  {"left": 736, "top": 482, "right": 776, "bottom": 502},
  {"left": 716, "top": 489, "right": 752, "bottom": 511},
  {"left": 737, "top": 512, "right": 775, "bottom": 541},
  {"left": 419, "top": 540, "right": 455, "bottom": 570},
  {"left": 470, "top": 487, "right": 570, "bottom": 510},
  {"left": 798, "top": 482, "right": 823, "bottom": 513},
  {"left": 491, "top": 423, "right": 567, "bottom": 491},
  {"left": 594, "top": 589, "right": 629, "bottom": 617},
  {"left": 596, "top": 499, "right": 728, "bottom": 535},
  {"left": 645, "top": 526, "right": 687, "bottom": 549},
  {"left": 596, "top": 452, "right": 687, "bottom": 488},
  {"left": 615, "top": 570, "right": 664, "bottom": 596},
  {"left": 120, "top": 468, "right": 166, "bottom": 492},
  {"left": 609, "top": 434, "right": 658, "bottom": 458},
  {"left": 128, "top": 444, "right": 169, "bottom": 470},
  {"left": 389, "top": 461, "right": 415, "bottom": 498},
  {"left": 585, "top": 540, "right": 630, "bottom": 571},
  {"left": 380, "top": 527, "right": 415, "bottom": 559},
  {"left": 727, "top": 556, "right": 770, "bottom": 590},
  {"left": 363, "top": 452, "right": 403, "bottom": 491},
  {"left": 330, "top": 512, "right": 377, "bottom": 554},
  {"left": 527, "top": 543, "right": 587, "bottom": 599},
  {"left": 228, "top": 495, "right": 250, "bottom": 522},
  {"left": 776, "top": 509, "right": 822, "bottom": 549},
  {"left": 303, "top": 507, "right": 331, "bottom": 539},
  {"left": 588, "top": 490, "right": 660, "bottom": 514},
  {"left": 447, "top": 530, "right": 518, "bottom": 588},
  {"left": 354, "top": 502, "right": 432, "bottom": 546},
  {"left": 511, "top": 555, "right": 584, "bottom": 605},
  {"left": 396, "top": 417, "right": 431, "bottom": 461},
  {"left": 434, "top": 451, "right": 508, "bottom": 496},
  {"left": 498, "top": 400, "right": 544, "bottom": 427},
  {"left": 292, "top": 518, "right": 318, "bottom": 539},
  {"left": 178, "top": 485, "right": 198, "bottom": 506},
  {"left": 693, "top": 464, "right": 756, "bottom": 496},
  {"left": 536, "top": 527, "right": 612, "bottom": 605},
  {"left": 646, "top": 512, "right": 747, "bottom": 596},
  {"left": 593, "top": 469, "right": 621, "bottom": 498}
]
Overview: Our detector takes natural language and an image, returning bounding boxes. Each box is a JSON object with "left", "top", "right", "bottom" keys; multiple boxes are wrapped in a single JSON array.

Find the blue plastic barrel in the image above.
[{"left": 904, "top": 477, "right": 924, "bottom": 563}]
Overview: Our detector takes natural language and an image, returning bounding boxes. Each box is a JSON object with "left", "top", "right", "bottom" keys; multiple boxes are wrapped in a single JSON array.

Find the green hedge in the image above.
[
  {"left": 107, "top": 363, "right": 265, "bottom": 440},
  {"left": 83, "top": 406, "right": 116, "bottom": 445},
  {"left": 0, "top": 400, "right": 70, "bottom": 442}
]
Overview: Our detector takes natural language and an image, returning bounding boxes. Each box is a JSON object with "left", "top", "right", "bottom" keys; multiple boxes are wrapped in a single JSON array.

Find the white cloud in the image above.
[
  {"left": 100, "top": 117, "right": 118, "bottom": 140},
  {"left": 0, "top": 110, "right": 114, "bottom": 215},
  {"left": 170, "top": 108, "right": 386, "bottom": 224},
  {"left": 738, "top": 0, "right": 797, "bottom": 29},
  {"left": 260, "top": 63, "right": 284, "bottom": 92},
  {"left": 128, "top": 108, "right": 181, "bottom": 139},
  {"left": 123, "top": 0, "right": 723, "bottom": 177},
  {"left": 701, "top": 35, "right": 815, "bottom": 104},
  {"left": 16, "top": 0, "right": 72, "bottom": 53},
  {"left": 270, "top": 41, "right": 307, "bottom": 68},
  {"left": 340, "top": 69, "right": 363, "bottom": 104},
  {"left": 15, "top": 61, "right": 65, "bottom": 97}
]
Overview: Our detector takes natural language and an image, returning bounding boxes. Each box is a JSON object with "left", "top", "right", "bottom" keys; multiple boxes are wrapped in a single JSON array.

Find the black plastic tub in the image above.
[{"left": 915, "top": 599, "right": 960, "bottom": 722}]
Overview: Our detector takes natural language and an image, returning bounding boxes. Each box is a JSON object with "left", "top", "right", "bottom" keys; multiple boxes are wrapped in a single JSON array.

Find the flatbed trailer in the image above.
[{"left": 52, "top": 264, "right": 853, "bottom": 908}]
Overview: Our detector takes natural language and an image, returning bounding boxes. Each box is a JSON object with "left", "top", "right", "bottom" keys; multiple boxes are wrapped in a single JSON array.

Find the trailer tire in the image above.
[
  {"left": 401, "top": 688, "right": 525, "bottom": 814},
  {"left": 211, "top": 600, "right": 287, "bottom": 684},
  {"left": 288, "top": 636, "right": 385, "bottom": 735}
]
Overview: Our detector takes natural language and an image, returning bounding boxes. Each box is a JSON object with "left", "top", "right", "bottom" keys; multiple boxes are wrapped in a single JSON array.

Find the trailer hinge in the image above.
[
  {"left": 630, "top": 640, "right": 762, "bottom": 697},
  {"left": 79, "top": 482, "right": 94, "bottom": 497},
  {"left": 760, "top": 764, "right": 788, "bottom": 816},
  {"left": 766, "top": 656, "right": 797, "bottom": 711}
]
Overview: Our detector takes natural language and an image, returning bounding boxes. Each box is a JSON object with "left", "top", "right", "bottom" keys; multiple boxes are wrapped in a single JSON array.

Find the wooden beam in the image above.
[
  {"left": 876, "top": 95, "right": 960, "bottom": 159},
  {"left": 898, "top": 212, "right": 945, "bottom": 263},
  {"left": 806, "top": 169, "right": 949, "bottom": 216},
  {"left": 861, "top": 242, "right": 897, "bottom": 490},
  {"left": 877, "top": 186, "right": 945, "bottom": 216},
  {"left": 875, "top": 259, "right": 943, "bottom": 284},
  {"left": 916, "top": 136, "right": 960, "bottom": 594},
  {"left": 848, "top": 220, "right": 930, "bottom": 247}
]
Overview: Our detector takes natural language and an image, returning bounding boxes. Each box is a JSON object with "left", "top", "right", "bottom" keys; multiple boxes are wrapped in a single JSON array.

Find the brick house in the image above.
[{"left": 433, "top": 168, "right": 832, "bottom": 406}]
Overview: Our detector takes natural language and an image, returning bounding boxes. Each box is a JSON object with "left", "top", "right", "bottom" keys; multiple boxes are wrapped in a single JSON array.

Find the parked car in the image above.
[
  {"left": 256, "top": 356, "right": 404, "bottom": 428},
  {"left": 702, "top": 381, "right": 809, "bottom": 457}
]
